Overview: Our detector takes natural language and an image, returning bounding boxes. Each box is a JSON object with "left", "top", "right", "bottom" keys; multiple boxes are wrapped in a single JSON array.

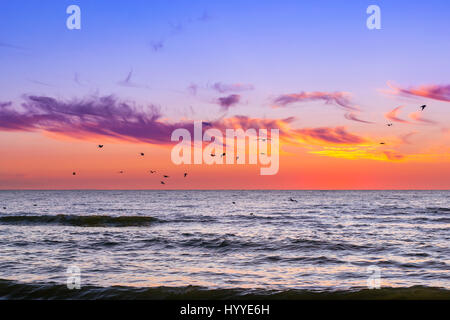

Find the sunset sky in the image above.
[{"left": 1, "top": 0, "right": 450, "bottom": 189}]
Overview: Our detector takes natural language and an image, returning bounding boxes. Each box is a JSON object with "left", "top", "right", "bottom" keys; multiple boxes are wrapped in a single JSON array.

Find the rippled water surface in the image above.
[{"left": 0, "top": 190, "right": 449, "bottom": 298}]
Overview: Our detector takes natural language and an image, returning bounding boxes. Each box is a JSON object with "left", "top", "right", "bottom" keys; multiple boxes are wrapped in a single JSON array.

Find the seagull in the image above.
[
  {"left": 420, "top": 105, "right": 427, "bottom": 111},
  {"left": 289, "top": 197, "right": 298, "bottom": 202},
  {"left": 184, "top": 173, "right": 188, "bottom": 177},
  {"left": 98, "top": 145, "right": 104, "bottom": 148}
]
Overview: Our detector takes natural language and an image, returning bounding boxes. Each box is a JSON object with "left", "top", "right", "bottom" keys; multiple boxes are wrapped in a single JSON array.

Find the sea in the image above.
[{"left": 0, "top": 190, "right": 449, "bottom": 299}]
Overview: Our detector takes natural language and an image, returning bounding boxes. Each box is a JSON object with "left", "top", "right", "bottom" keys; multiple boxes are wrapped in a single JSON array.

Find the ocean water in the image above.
[{"left": 0, "top": 190, "right": 449, "bottom": 299}]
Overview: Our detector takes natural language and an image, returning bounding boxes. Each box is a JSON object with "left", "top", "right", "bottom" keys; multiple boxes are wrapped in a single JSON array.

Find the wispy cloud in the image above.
[
  {"left": 383, "top": 150, "right": 405, "bottom": 161},
  {"left": 399, "top": 131, "right": 418, "bottom": 144},
  {"left": 149, "top": 10, "right": 212, "bottom": 53},
  {"left": 293, "top": 126, "right": 368, "bottom": 145},
  {"left": 386, "top": 82, "right": 450, "bottom": 103},
  {"left": 117, "top": 70, "right": 149, "bottom": 89},
  {"left": 384, "top": 106, "right": 410, "bottom": 124},
  {"left": 344, "top": 112, "right": 374, "bottom": 124},
  {"left": 149, "top": 40, "right": 164, "bottom": 52},
  {"left": 408, "top": 111, "right": 438, "bottom": 125},
  {"left": 211, "top": 82, "right": 254, "bottom": 93},
  {"left": 217, "top": 94, "right": 241, "bottom": 111},
  {"left": 0, "top": 95, "right": 291, "bottom": 144},
  {"left": 273, "top": 91, "right": 358, "bottom": 111},
  {"left": 0, "top": 41, "right": 26, "bottom": 51}
]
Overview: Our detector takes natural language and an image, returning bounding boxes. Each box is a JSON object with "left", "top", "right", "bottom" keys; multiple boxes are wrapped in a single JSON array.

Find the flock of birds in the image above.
[
  {"left": 71, "top": 144, "right": 188, "bottom": 186},
  {"left": 69, "top": 104, "right": 428, "bottom": 187},
  {"left": 381, "top": 104, "right": 427, "bottom": 144}
]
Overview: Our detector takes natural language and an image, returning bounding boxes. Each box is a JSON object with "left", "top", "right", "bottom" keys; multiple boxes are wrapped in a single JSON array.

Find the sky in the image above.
[{"left": 1, "top": 0, "right": 450, "bottom": 189}]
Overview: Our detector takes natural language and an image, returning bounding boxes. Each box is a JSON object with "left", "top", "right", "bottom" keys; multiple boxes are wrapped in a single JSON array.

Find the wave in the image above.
[
  {"left": 0, "top": 215, "right": 160, "bottom": 227},
  {"left": 0, "top": 279, "right": 448, "bottom": 300}
]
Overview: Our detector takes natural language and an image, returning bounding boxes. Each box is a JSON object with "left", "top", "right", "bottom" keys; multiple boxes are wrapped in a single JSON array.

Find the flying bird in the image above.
[
  {"left": 184, "top": 173, "right": 188, "bottom": 177},
  {"left": 163, "top": 175, "right": 169, "bottom": 178},
  {"left": 140, "top": 153, "right": 145, "bottom": 156},
  {"left": 387, "top": 123, "right": 393, "bottom": 127},
  {"left": 98, "top": 145, "right": 104, "bottom": 148},
  {"left": 380, "top": 142, "right": 386, "bottom": 145},
  {"left": 210, "top": 153, "right": 216, "bottom": 157},
  {"left": 150, "top": 170, "right": 156, "bottom": 174},
  {"left": 420, "top": 105, "right": 427, "bottom": 111},
  {"left": 160, "top": 181, "right": 165, "bottom": 185},
  {"left": 289, "top": 198, "right": 298, "bottom": 202},
  {"left": 221, "top": 152, "right": 226, "bottom": 157},
  {"left": 72, "top": 172, "right": 76, "bottom": 175}
]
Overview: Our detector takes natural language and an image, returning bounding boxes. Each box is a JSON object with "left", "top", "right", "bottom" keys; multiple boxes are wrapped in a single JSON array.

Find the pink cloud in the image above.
[
  {"left": 344, "top": 112, "right": 374, "bottom": 124},
  {"left": 408, "top": 111, "right": 438, "bottom": 125},
  {"left": 384, "top": 106, "right": 410, "bottom": 124},
  {"left": 386, "top": 82, "right": 450, "bottom": 103},
  {"left": 293, "top": 126, "right": 367, "bottom": 145}
]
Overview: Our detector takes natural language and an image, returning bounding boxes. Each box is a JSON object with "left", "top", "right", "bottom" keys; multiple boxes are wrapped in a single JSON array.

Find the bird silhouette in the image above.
[
  {"left": 221, "top": 152, "right": 226, "bottom": 157},
  {"left": 387, "top": 123, "right": 393, "bottom": 127},
  {"left": 150, "top": 170, "right": 156, "bottom": 174},
  {"left": 289, "top": 197, "right": 298, "bottom": 202},
  {"left": 140, "top": 153, "right": 145, "bottom": 156},
  {"left": 184, "top": 173, "right": 188, "bottom": 177},
  {"left": 380, "top": 142, "right": 386, "bottom": 145},
  {"left": 72, "top": 172, "right": 76, "bottom": 175},
  {"left": 98, "top": 145, "right": 104, "bottom": 148},
  {"left": 163, "top": 175, "right": 169, "bottom": 178},
  {"left": 232, "top": 201, "right": 236, "bottom": 204},
  {"left": 160, "top": 181, "right": 165, "bottom": 185},
  {"left": 420, "top": 105, "right": 427, "bottom": 111},
  {"left": 210, "top": 153, "right": 216, "bottom": 157}
]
